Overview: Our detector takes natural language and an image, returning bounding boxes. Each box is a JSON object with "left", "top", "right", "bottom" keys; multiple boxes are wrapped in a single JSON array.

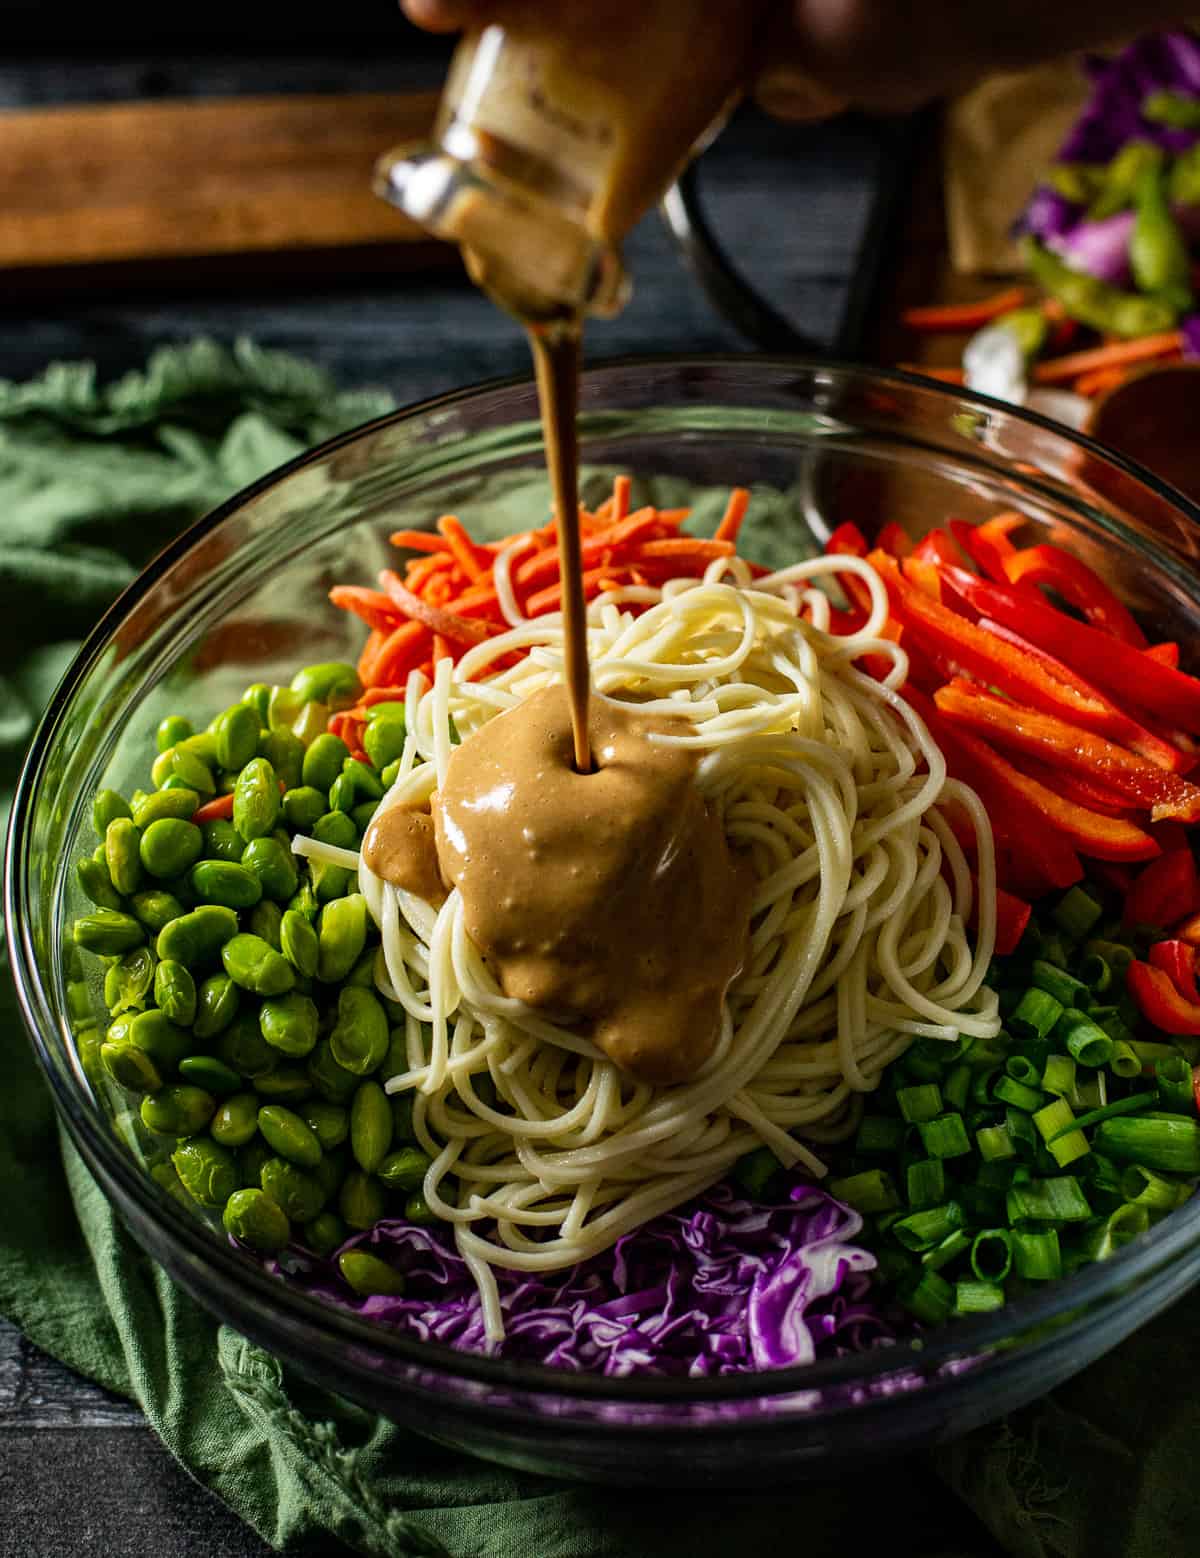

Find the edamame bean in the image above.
[
  {"left": 302, "top": 732, "right": 350, "bottom": 793},
  {"left": 281, "top": 786, "right": 327, "bottom": 831},
  {"left": 307, "top": 1039, "right": 360, "bottom": 1104},
  {"left": 311, "top": 861, "right": 351, "bottom": 903},
  {"left": 380, "top": 760, "right": 402, "bottom": 789},
  {"left": 76, "top": 856, "right": 123, "bottom": 911},
  {"left": 141, "top": 1085, "right": 216, "bottom": 1137},
  {"left": 313, "top": 811, "right": 357, "bottom": 850},
  {"left": 151, "top": 745, "right": 215, "bottom": 796},
  {"left": 280, "top": 910, "right": 319, "bottom": 977},
  {"left": 223, "top": 1188, "right": 290, "bottom": 1254},
  {"left": 239, "top": 1138, "right": 272, "bottom": 1188},
  {"left": 341, "top": 757, "right": 383, "bottom": 803},
  {"left": 67, "top": 980, "right": 94, "bottom": 1026},
  {"left": 255, "top": 1066, "right": 313, "bottom": 1104},
  {"left": 156, "top": 715, "right": 192, "bottom": 753},
  {"left": 178, "top": 732, "right": 220, "bottom": 767},
  {"left": 149, "top": 1159, "right": 193, "bottom": 1209},
  {"left": 287, "top": 881, "right": 320, "bottom": 922},
  {"left": 242, "top": 684, "right": 272, "bottom": 726},
  {"left": 179, "top": 1054, "right": 242, "bottom": 1095},
  {"left": 233, "top": 757, "right": 281, "bottom": 841},
  {"left": 260, "top": 1157, "right": 326, "bottom": 1222},
  {"left": 317, "top": 894, "right": 368, "bottom": 985},
  {"left": 327, "top": 773, "right": 357, "bottom": 814},
  {"left": 100, "top": 1042, "right": 162, "bottom": 1094},
  {"left": 267, "top": 686, "right": 303, "bottom": 732},
  {"left": 211, "top": 1091, "right": 260, "bottom": 1147},
  {"left": 312, "top": 1146, "right": 347, "bottom": 1202},
  {"left": 350, "top": 801, "right": 379, "bottom": 834},
  {"left": 302, "top": 1100, "right": 349, "bottom": 1151},
  {"left": 391, "top": 1093, "right": 416, "bottom": 1143},
  {"left": 260, "top": 991, "right": 319, "bottom": 1057},
  {"left": 291, "top": 662, "right": 360, "bottom": 707},
  {"left": 330, "top": 986, "right": 388, "bottom": 1075},
  {"left": 190, "top": 859, "right": 263, "bottom": 909},
  {"left": 203, "top": 819, "right": 245, "bottom": 864},
  {"left": 222, "top": 933, "right": 295, "bottom": 996},
  {"left": 241, "top": 836, "right": 299, "bottom": 902},
  {"left": 172, "top": 1139, "right": 239, "bottom": 1207},
  {"left": 140, "top": 818, "right": 203, "bottom": 880},
  {"left": 345, "top": 948, "right": 378, "bottom": 990},
  {"left": 156, "top": 904, "right": 239, "bottom": 967},
  {"left": 339, "top": 1170, "right": 385, "bottom": 1231},
  {"left": 302, "top": 1212, "right": 346, "bottom": 1258},
  {"left": 92, "top": 788, "right": 132, "bottom": 835},
  {"left": 73, "top": 909, "right": 145, "bottom": 956},
  {"left": 291, "top": 701, "right": 328, "bottom": 747},
  {"left": 217, "top": 1014, "right": 278, "bottom": 1078},
  {"left": 213, "top": 702, "right": 260, "bottom": 771},
  {"left": 258, "top": 1105, "right": 323, "bottom": 1168},
  {"left": 105, "top": 817, "right": 143, "bottom": 896},
  {"left": 193, "top": 971, "right": 240, "bottom": 1039},
  {"left": 377, "top": 1146, "right": 431, "bottom": 1192},
  {"left": 129, "top": 889, "right": 185, "bottom": 934},
  {"left": 350, "top": 1081, "right": 392, "bottom": 1173},
  {"left": 105, "top": 947, "right": 157, "bottom": 1015},
  {"left": 127, "top": 1008, "right": 191, "bottom": 1071},
  {"left": 154, "top": 959, "right": 197, "bottom": 1026},
  {"left": 132, "top": 788, "right": 200, "bottom": 829},
  {"left": 338, "top": 1250, "right": 405, "bottom": 1297},
  {"left": 258, "top": 729, "right": 304, "bottom": 790},
  {"left": 404, "top": 1192, "right": 436, "bottom": 1225},
  {"left": 249, "top": 900, "right": 284, "bottom": 951},
  {"left": 363, "top": 714, "right": 406, "bottom": 771}
]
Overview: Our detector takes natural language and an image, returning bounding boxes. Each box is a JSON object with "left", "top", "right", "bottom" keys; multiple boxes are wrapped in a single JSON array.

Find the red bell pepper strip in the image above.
[
  {"left": 875, "top": 522, "right": 912, "bottom": 558},
  {"left": 936, "top": 566, "right": 1200, "bottom": 734},
  {"left": 1127, "top": 959, "right": 1200, "bottom": 1035},
  {"left": 901, "top": 555, "right": 943, "bottom": 600},
  {"left": 953, "top": 513, "right": 1024, "bottom": 584},
  {"left": 191, "top": 793, "right": 235, "bottom": 824},
  {"left": 1001, "top": 543, "right": 1148, "bottom": 648},
  {"left": 1010, "top": 756, "right": 1135, "bottom": 817},
  {"left": 876, "top": 553, "right": 1182, "bottom": 758},
  {"left": 911, "top": 530, "right": 964, "bottom": 569},
  {"left": 1123, "top": 848, "right": 1200, "bottom": 929},
  {"left": 824, "top": 523, "right": 874, "bottom": 615},
  {"left": 991, "top": 885, "right": 1033, "bottom": 955},
  {"left": 1148, "top": 938, "right": 1199, "bottom": 1000},
  {"left": 1175, "top": 910, "right": 1200, "bottom": 947},
  {"left": 974, "top": 617, "right": 1187, "bottom": 771},
  {"left": 1146, "top": 642, "right": 1180, "bottom": 667},
  {"left": 934, "top": 680, "right": 1200, "bottom": 822}
]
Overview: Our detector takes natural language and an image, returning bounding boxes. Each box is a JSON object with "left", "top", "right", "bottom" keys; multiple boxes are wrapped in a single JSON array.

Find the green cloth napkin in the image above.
[{"left": 0, "top": 340, "right": 1197, "bottom": 1558}]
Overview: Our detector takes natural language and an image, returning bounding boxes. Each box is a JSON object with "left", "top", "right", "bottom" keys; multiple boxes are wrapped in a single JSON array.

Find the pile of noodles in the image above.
[{"left": 295, "top": 549, "right": 1001, "bottom": 1342}]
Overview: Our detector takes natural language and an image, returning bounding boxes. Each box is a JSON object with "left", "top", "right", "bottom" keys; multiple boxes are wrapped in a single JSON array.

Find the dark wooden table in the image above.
[{"left": 0, "top": 34, "right": 1005, "bottom": 1558}]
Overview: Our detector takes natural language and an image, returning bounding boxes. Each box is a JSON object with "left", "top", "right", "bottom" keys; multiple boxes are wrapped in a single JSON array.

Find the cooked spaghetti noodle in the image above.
[{"left": 295, "top": 550, "right": 1001, "bottom": 1341}]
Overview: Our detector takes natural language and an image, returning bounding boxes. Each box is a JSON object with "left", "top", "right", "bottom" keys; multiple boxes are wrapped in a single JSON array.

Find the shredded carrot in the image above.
[
  {"left": 714, "top": 487, "right": 751, "bottom": 544},
  {"left": 357, "top": 627, "right": 386, "bottom": 685},
  {"left": 901, "top": 287, "right": 1027, "bottom": 333},
  {"left": 1073, "top": 364, "right": 1132, "bottom": 398},
  {"left": 437, "top": 515, "right": 491, "bottom": 582},
  {"left": 380, "top": 570, "right": 494, "bottom": 645},
  {"left": 515, "top": 511, "right": 661, "bottom": 589},
  {"left": 639, "top": 538, "right": 734, "bottom": 560},
  {"left": 372, "top": 621, "right": 432, "bottom": 686},
  {"left": 328, "top": 586, "right": 401, "bottom": 632},
  {"left": 611, "top": 475, "right": 632, "bottom": 522},
  {"left": 389, "top": 530, "right": 451, "bottom": 555},
  {"left": 432, "top": 633, "right": 453, "bottom": 664},
  {"left": 1033, "top": 331, "right": 1183, "bottom": 385},
  {"left": 899, "top": 364, "right": 966, "bottom": 384}
]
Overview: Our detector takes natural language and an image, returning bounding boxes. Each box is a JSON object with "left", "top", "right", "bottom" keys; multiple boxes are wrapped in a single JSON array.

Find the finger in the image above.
[{"left": 400, "top": 0, "right": 485, "bottom": 32}]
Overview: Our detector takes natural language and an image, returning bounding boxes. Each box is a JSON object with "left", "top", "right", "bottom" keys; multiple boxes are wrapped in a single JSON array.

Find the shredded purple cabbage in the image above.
[
  {"left": 1183, "top": 314, "right": 1200, "bottom": 358},
  {"left": 279, "top": 1180, "right": 897, "bottom": 1376}
]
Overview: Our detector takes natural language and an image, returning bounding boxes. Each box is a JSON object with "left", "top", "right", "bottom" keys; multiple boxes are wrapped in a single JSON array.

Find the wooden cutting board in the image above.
[{"left": 0, "top": 92, "right": 456, "bottom": 290}]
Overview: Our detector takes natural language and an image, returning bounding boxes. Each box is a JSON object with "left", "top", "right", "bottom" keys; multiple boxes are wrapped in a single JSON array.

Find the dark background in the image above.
[{"left": 0, "top": 7, "right": 1000, "bottom": 1554}]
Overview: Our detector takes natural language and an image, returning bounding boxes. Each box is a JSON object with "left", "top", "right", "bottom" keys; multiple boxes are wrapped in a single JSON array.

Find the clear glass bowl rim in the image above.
[{"left": 9, "top": 352, "right": 1200, "bottom": 1406}]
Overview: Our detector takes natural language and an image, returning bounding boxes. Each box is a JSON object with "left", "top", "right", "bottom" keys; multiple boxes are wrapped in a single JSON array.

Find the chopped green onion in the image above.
[
  {"left": 732, "top": 1146, "right": 780, "bottom": 1198},
  {"left": 1041, "top": 1053, "right": 1077, "bottom": 1099},
  {"left": 1037, "top": 932, "right": 1071, "bottom": 970},
  {"left": 854, "top": 1116, "right": 906, "bottom": 1155},
  {"left": 897, "top": 1083, "right": 942, "bottom": 1124},
  {"left": 1033, "top": 1098, "right": 1090, "bottom": 1168},
  {"left": 1129, "top": 1040, "right": 1181, "bottom": 1067},
  {"left": 1005, "top": 1176, "right": 1092, "bottom": 1223},
  {"left": 959, "top": 1184, "right": 1006, "bottom": 1225},
  {"left": 1012, "top": 1227, "right": 1062, "bottom": 1280},
  {"left": 1076, "top": 1204, "right": 1149, "bottom": 1262},
  {"left": 1056, "top": 1009, "right": 1114, "bottom": 1068},
  {"left": 826, "top": 1169, "right": 901, "bottom": 1214},
  {"left": 971, "top": 1066, "right": 1001, "bottom": 1106},
  {"left": 970, "top": 1227, "right": 1013, "bottom": 1283},
  {"left": 1006, "top": 1107, "right": 1039, "bottom": 1161},
  {"left": 954, "top": 1279, "right": 1005, "bottom": 1314},
  {"left": 965, "top": 1036, "right": 1009, "bottom": 1072},
  {"left": 993, "top": 1075, "right": 1044, "bottom": 1112},
  {"left": 1052, "top": 885, "right": 1103, "bottom": 941},
  {"left": 943, "top": 1063, "right": 971, "bottom": 1114},
  {"left": 1032, "top": 959, "right": 1089, "bottom": 1006},
  {"left": 1093, "top": 1113, "right": 1200, "bottom": 1175},
  {"left": 918, "top": 1113, "right": 972, "bottom": 1159},
  {"left": 1010, "top": 987, "right": 1063, "bottom": 1041},
  {"left": 1120, "top": 1163, "right": 1181, "bottom": 1212},
  {"left": 922, "top": 1228, "right": 972, "bottom": 1270},
  {"left": 1155, "top": 1054, "right": 1195, "bottom": 1115},
  {"left": 1064, "top": 1093, "right": 1156, "bottom": 1140},
  {"left": 1005, "top": 1054, "right": 1042, "bottom": 1089},
  {"left": 1083, "top": 938, "right": 1134, "bottom": 977},
  {"left": 1076, "top": 952, "right": 1112, "bottom": 995},
  {"left": 905, "top": 1158, "right": 946, "bottom": 1209},
  {"left": 891, "top": 1201, "right": 966, "bottom": 1252},
  {"left": 874, "top": 1245, "right": 916, "bottom": 1285},
  {"left": 1074, "top": 1071, "right": 1106, "bottom": 1111},
  {"left": 976, "top": 1123, "right": 1017, "bottom": 1162},
  {"left": 899, "top": 1268, "right": 953, "bottom": 1324},
  {"left": 1109, "top": 1040, "right": 1141, "bottom": 1080}
]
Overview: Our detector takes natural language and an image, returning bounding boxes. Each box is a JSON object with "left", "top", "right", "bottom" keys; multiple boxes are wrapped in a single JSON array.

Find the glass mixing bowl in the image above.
[{"left": 9, "top": 358, "right": 1200, "bottom": 1485}]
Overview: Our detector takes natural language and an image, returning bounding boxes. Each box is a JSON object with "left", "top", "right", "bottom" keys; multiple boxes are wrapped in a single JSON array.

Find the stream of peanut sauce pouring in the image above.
[{"left": 361, "top": 684, "right": 753, "bottom": 1085}]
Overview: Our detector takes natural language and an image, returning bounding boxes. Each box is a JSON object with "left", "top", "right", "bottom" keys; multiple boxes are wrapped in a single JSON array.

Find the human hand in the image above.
[{"left": 400, "top": 0, "right": 1196, "bottom": 117}]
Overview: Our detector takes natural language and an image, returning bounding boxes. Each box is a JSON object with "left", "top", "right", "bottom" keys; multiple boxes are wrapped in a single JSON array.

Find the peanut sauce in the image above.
[{"left": 363, "top": 685, "right": 752, "bottom": 1084}]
